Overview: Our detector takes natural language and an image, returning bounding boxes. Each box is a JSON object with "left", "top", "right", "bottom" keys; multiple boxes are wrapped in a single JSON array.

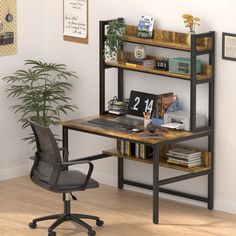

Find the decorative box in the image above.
[{"left": 169, "top": 57, "right": 201, "bottom": 75}]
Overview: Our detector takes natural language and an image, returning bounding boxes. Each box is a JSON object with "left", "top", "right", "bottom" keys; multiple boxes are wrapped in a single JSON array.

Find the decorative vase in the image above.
[{"left": 187, "top": 31, "right": 195, "bottom": 47}]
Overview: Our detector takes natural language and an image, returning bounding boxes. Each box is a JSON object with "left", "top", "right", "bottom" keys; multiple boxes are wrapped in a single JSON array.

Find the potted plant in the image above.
[
  {"left": 182, "top": 14, "right": 200, "bottom": 46},
  {"left": 104, "top": 18, "right": 126, "bottom": 61},
  {"left": 3, "top": 60, "right": 78, "bottom": 144}
]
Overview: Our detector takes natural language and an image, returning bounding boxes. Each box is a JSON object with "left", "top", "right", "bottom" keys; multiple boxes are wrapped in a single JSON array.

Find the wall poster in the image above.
[{"left": 63, "top": 0, "right": 88, "bottom": 44}]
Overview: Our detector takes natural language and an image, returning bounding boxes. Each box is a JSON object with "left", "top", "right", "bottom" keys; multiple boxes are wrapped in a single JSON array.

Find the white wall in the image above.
[
  {"left": 1, "top": 0, "right": 236, "bottom": 215},
  {"left": 0, "top": 0, "right": 45, "bottom": 179}
]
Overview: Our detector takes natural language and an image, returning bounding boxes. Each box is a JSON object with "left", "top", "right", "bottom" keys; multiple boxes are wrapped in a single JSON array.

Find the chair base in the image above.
[{"left": 29, "top": 199, "right": 104, "bottom": 236}]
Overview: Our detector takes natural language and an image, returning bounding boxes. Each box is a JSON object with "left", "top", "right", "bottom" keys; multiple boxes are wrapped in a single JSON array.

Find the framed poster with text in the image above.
[{"left": 63, "top": 0, "right": 88, "bottom": 44}]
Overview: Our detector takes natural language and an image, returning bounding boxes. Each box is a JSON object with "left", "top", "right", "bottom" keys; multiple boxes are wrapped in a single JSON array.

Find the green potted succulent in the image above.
[
  {"left": 104, "top": 18, "right": 126, "bottom": 61},
  {"left": 3, "top": 60, "right": 78, "bottom": 144}
]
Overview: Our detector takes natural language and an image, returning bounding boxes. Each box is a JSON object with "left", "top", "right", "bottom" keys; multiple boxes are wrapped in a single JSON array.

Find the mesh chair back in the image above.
[{"left": 29, "top": 121, "right": 62, "bottom": 183}]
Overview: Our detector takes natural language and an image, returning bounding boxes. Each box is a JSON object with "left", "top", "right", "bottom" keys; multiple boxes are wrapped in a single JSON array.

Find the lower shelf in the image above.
[{"left": 103, "top": 148, "right": 211, "bottom": 173}]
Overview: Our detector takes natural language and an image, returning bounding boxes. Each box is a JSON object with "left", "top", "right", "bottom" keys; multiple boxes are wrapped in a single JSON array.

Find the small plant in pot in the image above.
[
  {"left": 3, "top": 60, "right": 78, "bottom": 144},
  {"left": 104, "top": 18, "right": 126, "bottom": 62}
]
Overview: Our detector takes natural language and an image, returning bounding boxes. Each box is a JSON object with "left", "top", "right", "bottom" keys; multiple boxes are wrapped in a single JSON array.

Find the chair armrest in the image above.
[
  {"left": 58, "top": 147, "right": 69, "bottom": 162},
  {"left": 61, "top": 160, "right": 94, "bottom": 190}
]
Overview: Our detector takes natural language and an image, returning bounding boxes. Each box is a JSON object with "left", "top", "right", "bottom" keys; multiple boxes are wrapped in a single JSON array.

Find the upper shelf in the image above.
[{"left": 123, "top": 25, "right": 213, "bottom": 52}]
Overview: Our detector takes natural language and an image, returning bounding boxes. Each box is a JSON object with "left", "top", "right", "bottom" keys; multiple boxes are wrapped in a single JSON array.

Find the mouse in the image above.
[{"left": 132, "top": 127, "right": 143, "bottom": 132}]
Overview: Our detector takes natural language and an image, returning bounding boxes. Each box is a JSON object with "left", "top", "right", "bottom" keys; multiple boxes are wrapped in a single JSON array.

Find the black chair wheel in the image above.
[
  {"left": 29, "top": 222, "right": 37, "bottom": 229},
  {"left": 88, "top": 230, "right": 96, "bottom": 236},
  {"left": 96, "top": 220, "right": 104, "bottom": 227},
  {"left": 48, "top": 231, "right": 56, "bottom": 236}
]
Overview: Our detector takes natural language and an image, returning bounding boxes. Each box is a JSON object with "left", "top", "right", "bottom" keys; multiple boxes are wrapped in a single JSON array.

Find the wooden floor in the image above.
[{"left": 0, "top": 176, "right": 236, "bottom": 236}]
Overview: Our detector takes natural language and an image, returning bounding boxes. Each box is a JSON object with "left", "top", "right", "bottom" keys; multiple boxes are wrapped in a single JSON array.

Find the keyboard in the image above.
[{"left": 88, "top": 118, "right": 135, "bottom": 131}]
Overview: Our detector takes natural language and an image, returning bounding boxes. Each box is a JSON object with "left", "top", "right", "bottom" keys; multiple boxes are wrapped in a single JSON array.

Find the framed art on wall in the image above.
[
  {"left": 63, "top": 0, "right": 88, "bottom": 44},
  {"left": 222, "top": 32, "right": 236, "bottom": 61}
]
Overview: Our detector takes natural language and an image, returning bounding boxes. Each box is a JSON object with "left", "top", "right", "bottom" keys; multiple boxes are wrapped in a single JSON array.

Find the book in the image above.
[
  {"left": 141, "top": 144, "right": 153, "bottom": 159},
  {"left": 127, "top": 57, "right": 156, "bottom": 65},
  {"left": 167, "top": 154, "right": 201, "bottom": 162},
  {"left": 168, "top": 156, "right": 201, "bottom": 163},
  {"left": 161, "top": 95, "right": 175, "bottom": 117},
  {"left": 168, "top": 147, "right": 202, "bottom": 157},
  {"left": 117, "top": 140, "right": 125, "bottom": 155},
  {"left": 137, "top": 16, "right": 155, "bottom": 39},
  {"left": 154, "top": 92, "right": 174, "bottom": 119},
  {"left": 167, "top": 159, "right": 201, "bottom": 168},
  {"left": 135, "top": 143, "right": 141, "bottom": 159},
  {"left": 126, "top": 62, "right": 155, "bottom": 69}
]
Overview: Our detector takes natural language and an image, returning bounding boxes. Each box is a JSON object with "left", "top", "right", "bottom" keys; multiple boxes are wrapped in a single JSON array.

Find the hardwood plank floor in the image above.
[{"left": 0, "top": 176, "right": 236, "bottom": 236}]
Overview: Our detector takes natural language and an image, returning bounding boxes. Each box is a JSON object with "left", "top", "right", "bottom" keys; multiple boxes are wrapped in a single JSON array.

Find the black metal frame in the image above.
[{"left": 62, "top": 20, "right": 215, "bottom": 225}]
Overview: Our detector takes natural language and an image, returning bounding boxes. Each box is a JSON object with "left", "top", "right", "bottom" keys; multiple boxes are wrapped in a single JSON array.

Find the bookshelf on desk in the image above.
[
  {"left": 99, "top": 19, "right": 215, "bottom": 223},
  {"left": 64, "top": 20, "right": 215, "bottom": 224}
]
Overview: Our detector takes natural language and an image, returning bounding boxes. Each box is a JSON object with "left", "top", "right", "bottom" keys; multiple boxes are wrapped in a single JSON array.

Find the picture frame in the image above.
[{"left": 222, "top": 32, "right": 236, "bottom": 61}]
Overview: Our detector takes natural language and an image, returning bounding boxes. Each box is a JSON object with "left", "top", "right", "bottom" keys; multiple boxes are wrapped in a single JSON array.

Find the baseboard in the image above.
[
  {"left": 90, "top": 169, "right": 236, "bottom": 215},
  {"left": 214, "top": 199, "right": 236, "bottom": 215},
  {"left": 0, "top": 165, "right": 28, "bottom": 181}
]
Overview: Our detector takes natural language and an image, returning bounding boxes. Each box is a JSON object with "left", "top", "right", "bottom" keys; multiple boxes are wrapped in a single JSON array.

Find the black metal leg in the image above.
[
  {"left": 70, "top": 215, "right": 93, "bottom": 232},
  {"left": 118, "top": 157, "right": 124, "bottom": 189},
  {"left": 208, "top": 132, "right": 214, "bottom": 209},
  {"left": 152, "top": 144, "right": 160, "bottom": 224},
  {"left": 118, "top": 68, "right": 124, "bottom": 100},
  {"left": 48, "top": 215, "right": 67, "bottom": 232},
  {"left": 32, "top": 214, "right": 61, "bottom": 223},
  {"left": 74, "top": 214, "right": 99, "bottom": 221}
]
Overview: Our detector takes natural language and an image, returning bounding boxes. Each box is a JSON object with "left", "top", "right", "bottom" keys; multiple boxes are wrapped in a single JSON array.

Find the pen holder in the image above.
[{"left": 144, "top": 118, "right": 152, "bottom": 130}]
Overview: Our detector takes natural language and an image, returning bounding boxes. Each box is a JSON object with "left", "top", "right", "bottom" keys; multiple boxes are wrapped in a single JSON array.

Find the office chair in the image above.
[{"left": 28, "top": 121, "right": 104, "bottom": 236}]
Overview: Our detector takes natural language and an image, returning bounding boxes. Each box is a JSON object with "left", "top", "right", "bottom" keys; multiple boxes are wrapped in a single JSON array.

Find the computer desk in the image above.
[{"left": 61, "top": 114, "right": 213, "bottom": 224}]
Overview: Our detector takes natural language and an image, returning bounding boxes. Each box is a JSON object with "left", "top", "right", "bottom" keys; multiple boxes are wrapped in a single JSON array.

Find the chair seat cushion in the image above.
[
  {"left": 32, "top": 169, "right": 99, "bottom": 193},
  {"left": 57, "top": 170, "right": 99, "bottom": 191}
]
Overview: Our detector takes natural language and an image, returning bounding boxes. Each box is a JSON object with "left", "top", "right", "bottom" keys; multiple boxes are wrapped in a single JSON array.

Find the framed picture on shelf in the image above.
[{"left": 222, "top": 32, "right": 236, "bottom": 61}]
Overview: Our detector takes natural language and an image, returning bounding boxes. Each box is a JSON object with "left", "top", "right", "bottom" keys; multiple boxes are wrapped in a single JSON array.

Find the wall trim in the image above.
[{"left": 0, "top": 165, "right": 28, "bottom": 181}]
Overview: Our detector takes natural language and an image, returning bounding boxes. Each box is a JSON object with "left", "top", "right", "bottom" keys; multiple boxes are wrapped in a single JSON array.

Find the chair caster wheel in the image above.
[
  {"left": 29, "top": 222, "right": 37, "bottom": 229},
  {"left": 48, "top": 231, "right": 56, "bottom": 236},
  {"left": 88, "top": 230, "right": 96, "bottom": 236},
  {"left": 96, "top": 220, "right": 104, "bottom": 227}
]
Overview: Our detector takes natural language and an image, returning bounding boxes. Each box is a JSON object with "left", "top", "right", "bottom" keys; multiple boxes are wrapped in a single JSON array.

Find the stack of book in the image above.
[
  {"left": 166, "top": 147, "right": 202, "bottom": 168},
  {"left": 108, "top": 97, "right": 129, "bottom": 115},
  {"left": 117, "top": 140, "right": 153, "bottom": 160},
  {"left": 126, "top": 57, "right": 156, "bottom": 69}
]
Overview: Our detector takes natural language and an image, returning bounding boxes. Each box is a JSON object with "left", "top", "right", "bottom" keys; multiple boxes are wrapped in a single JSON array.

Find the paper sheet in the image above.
[{"left": 64, "top": 0, "right": 87, "bottom": 38}]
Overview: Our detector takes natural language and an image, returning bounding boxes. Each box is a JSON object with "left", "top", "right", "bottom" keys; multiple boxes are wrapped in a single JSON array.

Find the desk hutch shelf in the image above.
[{"left": 99, "top": 19, "right": 215, "bottom": 224}]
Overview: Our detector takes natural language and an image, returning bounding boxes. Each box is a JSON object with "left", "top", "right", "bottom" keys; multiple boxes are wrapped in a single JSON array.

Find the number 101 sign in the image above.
[{"left": 128, "top": 90, "right": 158, "bottom": 117}]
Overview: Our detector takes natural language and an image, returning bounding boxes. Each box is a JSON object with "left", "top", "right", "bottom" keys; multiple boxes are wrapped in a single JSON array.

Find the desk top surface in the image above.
[{"left": 61, "top": 115, "right": 209, "bottom": 145}]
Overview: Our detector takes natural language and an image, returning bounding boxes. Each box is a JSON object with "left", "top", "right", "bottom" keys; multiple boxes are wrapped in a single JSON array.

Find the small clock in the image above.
[
  {"left": 156, "top": 58, "right": 169, "bottom": 71},
  {"left": 6, "top": 13, "right": 13, "bottom": 22}
]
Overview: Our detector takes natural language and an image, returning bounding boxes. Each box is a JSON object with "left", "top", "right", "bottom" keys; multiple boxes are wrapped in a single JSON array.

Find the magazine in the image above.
[{"left": 137, "top": 16, "right": 155, "bottom": 39}]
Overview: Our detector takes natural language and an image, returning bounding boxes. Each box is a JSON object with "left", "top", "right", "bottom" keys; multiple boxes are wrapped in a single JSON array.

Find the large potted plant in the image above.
[{"left": 3, "top": 60, "right": 78, "bottom": 144}]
